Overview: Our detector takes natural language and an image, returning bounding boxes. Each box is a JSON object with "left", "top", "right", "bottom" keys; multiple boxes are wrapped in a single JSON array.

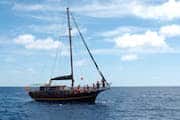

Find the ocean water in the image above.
[{"left": 0, "top": 87, "right": 180, "bottom": 120}]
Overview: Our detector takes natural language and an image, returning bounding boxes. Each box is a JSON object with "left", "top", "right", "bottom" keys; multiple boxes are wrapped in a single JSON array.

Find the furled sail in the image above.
[{"left": 50, "top": 75, "right": 72, "bottom": 80}]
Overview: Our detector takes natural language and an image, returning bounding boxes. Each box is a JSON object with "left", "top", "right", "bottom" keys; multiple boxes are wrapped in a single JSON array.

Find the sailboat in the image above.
[{"left": 27, "top": 8, "right": 110, "bottom": 103}]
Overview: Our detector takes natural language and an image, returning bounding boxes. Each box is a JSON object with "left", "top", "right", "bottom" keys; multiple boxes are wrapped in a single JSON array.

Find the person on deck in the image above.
[
  {"left": 96, "top": 81, "right": 100, "bottom": 89},
  {"left": 77, "top": 85, "right": 80, "bottom": 93},
  {"left": 102, "top": 79, "right": 105, "bottom": 88},
  {"left": 87, "top": 84, "right": 89, "bottom": 91},
  {"left": 93, "top": 83, "right": 95, "bottom": 89}
]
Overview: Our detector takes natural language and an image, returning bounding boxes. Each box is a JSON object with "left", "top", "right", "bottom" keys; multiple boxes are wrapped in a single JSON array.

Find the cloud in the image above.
[
  {"left": 95, "top": 24, "right": 180, "bottom": 62},
  {"left": 102, "top": 24, "right": 180, "bottom": 55},
  {"left": 14, "top": 34, "right": 63, "bottom": 50},
  {"left": 79, "top": 0, "right": 180, "bottom": 20},
  {"left": 17, "top": 24, "right": 87, "bottom": 37},
  {"left": 101, "top": 26, "right": 144, "bottom": 38},
  {"left": 12, "top": 1, "right": 133, "bottom": 18},
  {"left": 115, "top": 31, "right": 167, "bottom": 49},
  {"left": 27, "top": 24, "right": 66, "bottom": 36},
  {"left": 12, "top": 1, "right": 67, "bottom": 12},
  {"left": 133, "top": 0, "right": 180, "bottom": 20},
  {"left": 14, "top": 34, "right": 34, "bottom": 44},
  {"left": 121, "top": 54, "right": 138, "bottom": 61},
  {"left": 159, "top": 24, "right": 180, "bottom": 37},
  {"left": 12, "top": 0, "right": 180, "bottom": 20},
  {"left": 91, "top": 48, "right": 122, "bottom": 55},
  {"left": 71, "top": 1, "right": 130, "bottom": 18},
  {"left": 13, "top": 3, "right": 52, "bottom": 12}
]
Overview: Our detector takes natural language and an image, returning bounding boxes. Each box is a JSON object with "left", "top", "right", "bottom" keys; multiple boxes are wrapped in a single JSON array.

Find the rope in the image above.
[
  {"left": 70, "top": 13, "right": 107, "bottom": 83},
  {"left": 49, "top": 37, "right": 61, "bottom": 79}
]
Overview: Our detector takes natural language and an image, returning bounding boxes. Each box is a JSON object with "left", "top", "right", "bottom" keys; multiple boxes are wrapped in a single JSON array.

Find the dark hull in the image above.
[{"left": 29, "top": 91, "right": 100, "bottom": 104}]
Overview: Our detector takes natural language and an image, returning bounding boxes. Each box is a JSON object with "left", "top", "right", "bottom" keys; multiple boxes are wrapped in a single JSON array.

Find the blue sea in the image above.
[{"left": 0, "top": 87, "right": 180, "bottom": 120}]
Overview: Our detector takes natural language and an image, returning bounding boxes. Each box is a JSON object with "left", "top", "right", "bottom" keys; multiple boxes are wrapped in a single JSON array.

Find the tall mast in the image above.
[{"left": 66, "top": 8, "right": 74, "bottom": 88}]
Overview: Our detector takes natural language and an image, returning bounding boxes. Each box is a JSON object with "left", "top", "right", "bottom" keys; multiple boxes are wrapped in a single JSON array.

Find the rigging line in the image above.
[
  {"left": 74, "top": 35, "right": 85, "bottom": 84},
  {"left": 49, "top": 38, "right": 61, "bottom": 80},
  {"left": 58, "top": 12, "right": 67, "bottom": 76},
  {"left": 58, "top": 40, "right": 64, "bottom": 75},
  {"left": 70, "top": 13, "right": 106, "bottom": 82}
]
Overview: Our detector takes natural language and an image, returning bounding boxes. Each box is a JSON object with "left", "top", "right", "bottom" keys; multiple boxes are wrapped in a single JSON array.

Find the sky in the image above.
[{"left": 0, "top": 0, "right": 180, "bottom": 86}]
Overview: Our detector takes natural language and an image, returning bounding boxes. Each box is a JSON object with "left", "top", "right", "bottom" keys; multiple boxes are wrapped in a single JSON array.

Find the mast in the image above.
[{"left": 66, "top": 8, "right": 74, "bottom": 88}]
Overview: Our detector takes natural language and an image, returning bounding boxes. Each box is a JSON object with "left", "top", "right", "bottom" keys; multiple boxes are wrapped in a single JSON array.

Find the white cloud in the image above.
[
  {"left": 133, "top": 0, "right": 180, "bottom": 20},
  {"left": 14, "top": 34, "right": 34, "bottom": 44},
  {"left": 101, "top": 24, "right": 180, "bottom": 55},
  {"left": 28, "top": 24, "right": 66, "bottom": 36},
  {"left": 100, "top": 23, "right": 180, "bottom": 56},
  {"left": 25, "top": 38, "right": 60, "bottom": 50},
  {"left": 78, "top": 0, "right": 180, "bottom": 20},
  {"left": 72, "top": 1, "right": 130, "bottom": 18},
  {"left": 101, "top": 26, "right": 144, "bottom": 38},
  {"left": 12, "top": 0, "right": 180, "bottom": 20},
  {"left": 159, "top": 24, "right": 180, "bottom": 37},
  {"left": 121, "top": 54, "right": 138, "bottom": 61},
  {"left": 91, "top": 48, "right": 122, "bottom": 55},
  {"left": 14, "top": 34, "right": 63, "bottom": 50},
  {"left": 24, "top": 24, "right": 87, "bottom": 36},
  {"left": 12, "top": 2, "right": 65, "bottom": 12},
  {"left": 115, "top": 31, "right": 167, "bottom": 49},
  {"left": 13, "top": 3, "right": 51, "bottom": 11}
]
